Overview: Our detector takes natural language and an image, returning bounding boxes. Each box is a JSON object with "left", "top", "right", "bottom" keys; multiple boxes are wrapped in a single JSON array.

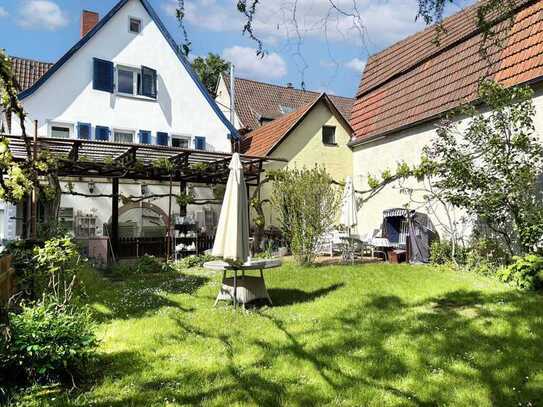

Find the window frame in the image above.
[
  {"left": 114, "top": 63, "right": 157, "bottom": 100},
  {"left": 116, "top": 65, "right": 140, "bottom": 97},
  {"left": 128, "top": 16, "right": 142, "bottom": 34},
  {"left": 48, "top": 121, "right": 74, "bottom": 139},
  {"left": 171, "top": 134, "right": 191, "bottom": 149},
  {"left": 113, "top": 128, "right": 135, "bottom": 144},
  {"left": 322, "top": 125, "right": 337, "bottom": 146}
]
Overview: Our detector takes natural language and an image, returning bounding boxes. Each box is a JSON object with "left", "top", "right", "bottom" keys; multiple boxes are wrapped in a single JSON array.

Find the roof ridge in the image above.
[
  {"left": 223, "top": 72, "right": 355, "bottom": 100},
  {"left": 357, "top": 0, "right": 532, "bottom": 97},
  {"left": 10, "top": 55, "right": 54, "bottom": 65},
  {"left": 366, "top": 0, "right": 481, "bottom": 63}
]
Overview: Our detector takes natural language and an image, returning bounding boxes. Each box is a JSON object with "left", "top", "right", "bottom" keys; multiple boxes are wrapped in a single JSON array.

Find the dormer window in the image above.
[{"left": 129, "top": 17, "right": 141, "bottom": 33}]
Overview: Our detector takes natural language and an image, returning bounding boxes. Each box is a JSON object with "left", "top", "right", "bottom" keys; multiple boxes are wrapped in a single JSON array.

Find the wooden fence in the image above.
[{"left": 0, "top": 255, "right": 15, "bottom": 306}]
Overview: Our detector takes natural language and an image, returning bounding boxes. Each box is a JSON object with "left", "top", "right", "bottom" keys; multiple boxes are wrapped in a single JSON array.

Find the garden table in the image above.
[{"left": 204, "top": 258, "right": 281, "bottom": 309}]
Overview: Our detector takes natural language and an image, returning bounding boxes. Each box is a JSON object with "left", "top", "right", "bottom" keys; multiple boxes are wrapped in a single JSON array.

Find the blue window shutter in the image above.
[
  {"left": 93, "top": 58, "right": 114, "bottom": 93},
  {"left": 195, "top": 136, "right": 206, "bottom": 150},
  {"left": 95, "top": 126, "right": 110, "bottom": 141},
  {"left": 156, "top": 132, "right": 168, "bottom": 146},
  {"left": 139, "top": 130, "right": 151, "bottom": 144},
  {"left": 140, "top": 66, "right": 157, "bottom": 98},
  {"left": 77, "top": 122, "right": 91, "bottom": 140}
]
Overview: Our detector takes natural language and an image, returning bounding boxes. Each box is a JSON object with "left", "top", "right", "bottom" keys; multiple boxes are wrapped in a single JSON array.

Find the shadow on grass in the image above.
[
  {"left": 21, "top": 281, "right": 543, "bottom": 406},
  {"left": 267, "top": 283, "right": 344, "bottom": 306}
]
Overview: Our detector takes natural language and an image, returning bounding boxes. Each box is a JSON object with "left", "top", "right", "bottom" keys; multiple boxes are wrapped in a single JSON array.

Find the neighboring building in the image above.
[
  {"left": 242, "top": 93, "right": 353, "bottom": 226},
  {"left": 215, "top": 73, "right": 354, "bottom": 133},
  {"left": 350, "top": 0, "right": 543, "bottom": 238},
  {"left": 4, "top": 0, "right": 238, "bottom": 245}
]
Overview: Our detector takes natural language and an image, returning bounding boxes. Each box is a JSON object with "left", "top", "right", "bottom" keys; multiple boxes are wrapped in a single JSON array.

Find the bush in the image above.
[
  {"left": 1, "top": 302, "right": 97, "bottom": 384},
  {"left": 496, "top": 254, "right": 543, "bottom": 290},
  {"left": 135, "top": 254, "right": 170, "bottom": 274},
  {"left": 430, "top": 240, "right": 468, "bottom": 265},
  {"left": 430, "top": 240, "right": 452, "bottom": 264},
  {"left": 5, "top": 240, "right": 41, "bottom": 301},
  {"left": 175, "top": 254, "right": 216, "bottom": 269},
  {"left": 271, "top": 166, "right": 341, "bottom": 265},
  {"left": 33, "top": 236, "right": 82, "bottom": 304}
]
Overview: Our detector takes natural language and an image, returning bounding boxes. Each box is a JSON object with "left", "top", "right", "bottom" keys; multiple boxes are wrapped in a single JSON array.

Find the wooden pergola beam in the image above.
[{"left": 114, "top": 146, "right": 138, "bottom": 166}]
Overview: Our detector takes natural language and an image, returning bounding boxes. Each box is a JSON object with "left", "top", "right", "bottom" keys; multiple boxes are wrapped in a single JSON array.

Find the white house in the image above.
[
  {"left": 4, "top": 0, "right": 238, "bottom": 251},
  {"left": 349, "top": 0, "right": 543, "bottom": 242}
]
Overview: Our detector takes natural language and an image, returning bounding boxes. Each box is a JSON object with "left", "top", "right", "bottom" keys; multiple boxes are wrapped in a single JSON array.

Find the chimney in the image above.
[{"left": 80, "top": 10, "right": 99, "bottom": 38}]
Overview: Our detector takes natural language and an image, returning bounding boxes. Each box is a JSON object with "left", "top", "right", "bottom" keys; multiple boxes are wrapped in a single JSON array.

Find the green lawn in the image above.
[{"left": 12, "top": 261, "right": 543, "bottom": 406}]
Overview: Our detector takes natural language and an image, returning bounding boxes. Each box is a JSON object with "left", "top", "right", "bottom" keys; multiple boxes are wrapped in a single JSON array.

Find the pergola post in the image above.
[
  {"left": 111, "top": 178, "right": 119, "bottom": 262},
  {"left": 179, "top": 181, "right": 187, "bottom": 216}
]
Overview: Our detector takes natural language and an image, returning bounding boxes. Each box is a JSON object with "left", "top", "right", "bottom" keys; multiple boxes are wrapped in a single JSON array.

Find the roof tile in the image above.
[
  {"left": 351, "top": 0, "right": 543, "bottom": 142},
  {"left": 9, "top": 56, "right": 53, "bottom": 91},
  {"left": 222, "top": 75, "right": 354, "bottom": 131}
]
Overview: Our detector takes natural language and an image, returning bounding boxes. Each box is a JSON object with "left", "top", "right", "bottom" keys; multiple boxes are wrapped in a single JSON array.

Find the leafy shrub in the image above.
[
  {"left": 33, "top": 236, "right": 82, "bottom": 304},
  {"left": 271, "top": 166, "right": 341, "bottom": 265},
  {"left": 430, "top": 240, "right": 452, "bottom": 264},
  {"left": 467, "top": 237, "right": 510, "bottom": 267},
  {"left": 5, "top": 240, "right": 41, "bottom": 300},
  {"left": 135, "top": 254, "right": 167, "bottom": 274},
  {"left": 1, "top": 302, "right": 97, "bottom": 384},
  {"left": 496, "top": 254, "right": 543, "bottom": 290},
  {"left": 175, "top": 254, "right": 216, "bottom": 269},
  {"left": 430, "top": 240, "right": 468, "bottom": 265}
]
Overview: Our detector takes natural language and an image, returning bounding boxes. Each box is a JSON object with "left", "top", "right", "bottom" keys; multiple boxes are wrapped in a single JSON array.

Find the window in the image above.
[
  {"left": 156, "top": 132, "right": 168, "bottom": 146},
  {"left": 114, "top": 130, "right": 134, "bottom": 143},
  {"left": 115, "top": 65, "right": 157, "bottom": 99},
  {"left": 322, "top": 125, "right": 336, "bottom": 145},
  {"left": 51, "top": 125, "right": 70, "bottom": 138},
  {"left": 77, "top": 122, "right": 91, "bottom": 140},
  {"left": 49, "top": 122, "right": 73, "bottom": 138},
  {"left": 195, "top": 136, "right": 206, "bottom": 150},
  {"left": 279, "top": 105, "right": 295, "bottom": 114},
  {"left": 129, "top": 17, "right": 142, "bottom": 34},
  {"left": 95, "top": 126, "right": 110, "bottom": 141},
  {"left": 139, "top": 130, "right": 151, "bottom": 144},
  {"left": 171, "top": 135, "right": 190, "bottom": 148},
  {"left": 118, "top": 68, "right": 135, "bottom": 94}
]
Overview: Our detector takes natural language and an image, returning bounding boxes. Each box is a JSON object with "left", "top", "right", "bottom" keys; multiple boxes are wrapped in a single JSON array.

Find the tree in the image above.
[
  {"left": 271, "top": 166, "right": 341, "bottom": 265},
  {"left": 191, "top": 53, "right": 230, "bottom": 97},
  {"left": 424, "top": 80, "right": 543, "bottom": 256},
  {"left": 364, "top": 80, "right": 543, "bottom": 259}
]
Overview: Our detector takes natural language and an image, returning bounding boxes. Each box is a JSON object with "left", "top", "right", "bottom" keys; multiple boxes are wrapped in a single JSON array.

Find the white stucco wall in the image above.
[
  {"left": 215, "top": 75, "right": 243, "bottom": 130},
  {"left": 352, "top": 84, "right": 543, "bottom": 241},
  {"left": 12, "top": 0, "right": 232, "bottom": 153}
]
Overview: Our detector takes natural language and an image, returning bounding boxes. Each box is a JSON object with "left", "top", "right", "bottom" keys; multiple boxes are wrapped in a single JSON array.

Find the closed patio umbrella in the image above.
[
  {"left": 212, "top": 153, "right": 250, "bottom": 264},
  {"left": 340, "top": 176, "right": 358, "bottom": 235}
]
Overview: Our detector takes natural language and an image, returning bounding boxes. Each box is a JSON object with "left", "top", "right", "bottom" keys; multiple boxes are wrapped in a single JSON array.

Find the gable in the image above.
[
  {"left": 242, "top": 94, "right": 353, "bottom": 156},
  {"left": 17, "top": 0, "right": 237, "bottom": 139}
]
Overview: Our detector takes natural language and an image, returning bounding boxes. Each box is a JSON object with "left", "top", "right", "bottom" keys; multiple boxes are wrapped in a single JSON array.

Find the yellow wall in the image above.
[{"left": 254, "top": 100, "right": 352, "bottom": 227}]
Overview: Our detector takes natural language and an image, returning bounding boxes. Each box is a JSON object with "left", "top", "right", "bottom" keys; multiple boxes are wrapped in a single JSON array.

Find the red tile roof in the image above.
[
  {"left": 351, "top": 0, "right": 543, "bottom": 143},
  {"left": 241, "top": 93, "right": 352, "bottom": 156},
  {"left": 221, "top": 74, "right": 355, "bottom": 131},
  {"left": 10, "top": 56, "right": 53, "bottom": 92}
]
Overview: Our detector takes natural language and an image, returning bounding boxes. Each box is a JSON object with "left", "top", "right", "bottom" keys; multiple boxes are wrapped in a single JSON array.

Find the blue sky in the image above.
[{"left": 0, "top": 0, "right": 474, "bottom": 97}]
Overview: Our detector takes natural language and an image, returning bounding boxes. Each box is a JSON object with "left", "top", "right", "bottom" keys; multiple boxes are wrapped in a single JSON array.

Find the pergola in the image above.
[{"left": 4, "top": 135, "right": 284, "bottom": 259}]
